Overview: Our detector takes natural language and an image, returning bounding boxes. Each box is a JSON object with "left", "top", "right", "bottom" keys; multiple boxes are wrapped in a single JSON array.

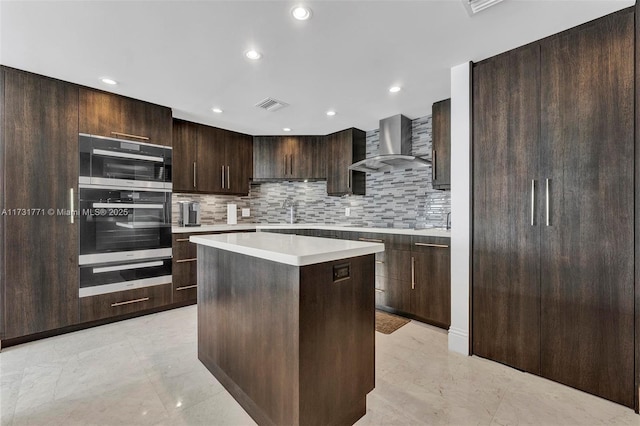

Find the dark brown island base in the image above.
[{"left": 190, "top": 232, "right": 385, "bottom": 426}]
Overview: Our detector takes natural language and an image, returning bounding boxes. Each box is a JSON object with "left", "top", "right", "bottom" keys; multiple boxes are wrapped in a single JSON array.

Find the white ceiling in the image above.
[{"left": 0, "top": 0, "right": 634, "bottom": 135}]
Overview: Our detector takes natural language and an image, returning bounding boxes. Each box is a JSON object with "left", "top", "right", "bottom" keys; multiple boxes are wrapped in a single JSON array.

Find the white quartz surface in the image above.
[
  {"left": 189, "top": 232, "right": 384, "bottom": 266},
  {"left": 173, "top": 223, "right": 450, "bottom": 238},
  {"left": 172, "top": 224, "right": 257, "bottom": 233}
]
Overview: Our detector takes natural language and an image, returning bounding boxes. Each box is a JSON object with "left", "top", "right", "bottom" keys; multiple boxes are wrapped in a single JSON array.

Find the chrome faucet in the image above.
[
  {"left": 282, "top": 197, "right": 296, "bottom": 224},
  {"left": 445, "top": 211, "right": 451, "bottom": 230}
]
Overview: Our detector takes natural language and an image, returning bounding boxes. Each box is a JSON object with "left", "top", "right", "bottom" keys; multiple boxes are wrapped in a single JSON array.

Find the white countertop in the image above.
[
  {"left": 190, "top": 232, "right": 385, "bottom": 266},
  {"left": 173, "top": 223, "right": 450, "bottom": 238},
  {"left": 172, "top": 224, "right": 257, "bottom": 233}
]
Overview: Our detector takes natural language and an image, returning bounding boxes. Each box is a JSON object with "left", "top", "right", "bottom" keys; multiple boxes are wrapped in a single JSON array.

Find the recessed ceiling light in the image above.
[
  {"left": 245, "top": 50, "right": 262, "bottom": 60},
  {"left": 212, "top": 108, "right": 223, "bottom": 113},
  {"left": 292, "top": 6, "right": 312, "bottom": 20},
  {"left": 389, "top": 86, "right": 402, "bottom": 93},
  {"left": 101, "top": 78, "right": 117, "bottom": 85},
  {"left": 326, "top": 110, "right": 336, "bottom": 116},
  {"left": 283, "top": 128, "right": 292, "bottom": 132}
]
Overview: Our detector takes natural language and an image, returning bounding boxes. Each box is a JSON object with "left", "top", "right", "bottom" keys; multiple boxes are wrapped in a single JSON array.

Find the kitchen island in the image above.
[{"left": 190, "top": 232, "right": 385, "bottom": 426}]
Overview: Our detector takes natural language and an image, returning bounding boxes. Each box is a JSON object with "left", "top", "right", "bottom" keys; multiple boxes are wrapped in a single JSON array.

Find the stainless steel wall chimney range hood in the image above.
[{"left": 349, "top": 114, "right": 430, "bottom": 173}]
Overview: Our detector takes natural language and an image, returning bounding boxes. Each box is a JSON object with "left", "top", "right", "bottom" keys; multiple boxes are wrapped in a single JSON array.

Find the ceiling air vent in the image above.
[
  {"left": 462, "top": 0, "right": 504, "bottom": 15},
  {"left": 255, "top": 97, "right": 289, "bottom": 112}
]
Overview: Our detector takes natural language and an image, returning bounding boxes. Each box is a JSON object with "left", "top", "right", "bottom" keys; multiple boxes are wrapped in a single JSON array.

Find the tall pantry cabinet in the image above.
[
  {"left": 1, "top": 67, "right": 80, "bottom": 340},
  {"left": 473, "top": 8, "right": 635, "bottom": 408}
]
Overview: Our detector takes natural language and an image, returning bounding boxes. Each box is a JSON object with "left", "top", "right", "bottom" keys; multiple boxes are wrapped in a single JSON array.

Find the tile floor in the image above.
[{"left": 1, "top": 305, "right": 638, "bottom": 425}]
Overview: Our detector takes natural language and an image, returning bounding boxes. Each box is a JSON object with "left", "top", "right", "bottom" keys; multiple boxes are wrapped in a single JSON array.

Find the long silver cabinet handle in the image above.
[
  {"left": 284, "top": 156, "right": 287, "bottom": 175},
  {"left": 433, "top": 150, "right": 437, "bottom": 180},
  {"left": 411, "top": 256, "right": 416, "bottom": 290},
  {"left": 111, "top": 297, "right": 149, "bottom": 307},
  {"left": 221, "top": 165, "right": 225, "bottom": 189},
  {"left": 176, "top": 284, "right": 197, "bottom": 291},
  {"left": 290, "top": 155, "right": 293, "bottom": 174},
  {"left": 375, "top": 260, "right": 385, "bottom": 264},
  {"left": 110, "top": 131, "right": 149, "bottom": 141},
  {"left": 546, "top": 178, "right": 551, "bottom": 226},
  {"left": 175, "top": 238, "right": 190, "bottom": 242},
  {"left": 227, "top": 166, "right": 230, "bottom": 189},
  {"left": 414, "top": 242, "right": 449, "bottom": 248},
  {"left": 70, "top": 188, "right": 75, "bottom": 224},
  {"left": 193, "top": 162, "right": 197, "bottom": 188},
  {"left": 531, "top": 179, "right": 536, "bottom": 226},
  {"left": 176, "top": 258, "right": 197, "bottom": 263},
  {"left": 358, "top": 237, "right": 384, "bottom": 243}
]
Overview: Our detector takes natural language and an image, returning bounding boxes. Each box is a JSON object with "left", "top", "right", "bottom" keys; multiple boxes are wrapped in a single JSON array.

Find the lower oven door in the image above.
[
  {"left": 79, "top": 187, "right": 172, "bottom": 264},
  {"left": 80, "top": 257, "right": 172, "bottom": 297}
]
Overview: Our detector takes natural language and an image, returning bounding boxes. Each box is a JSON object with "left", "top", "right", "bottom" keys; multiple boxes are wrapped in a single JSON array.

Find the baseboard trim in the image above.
[{"left": 448, "top": 326, "right": 470, "bottom": 355}]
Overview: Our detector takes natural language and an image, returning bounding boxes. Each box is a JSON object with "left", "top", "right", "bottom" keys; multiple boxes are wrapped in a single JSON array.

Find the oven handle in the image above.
[
  {"left": 93, "top": 148, "right": 164, "bottom": 163},
  {"left": 92, "top": 260, "right": 164, "bottom": 274},
  {"left": 92, "top": 203, "right": 165, "bottom": 209}
]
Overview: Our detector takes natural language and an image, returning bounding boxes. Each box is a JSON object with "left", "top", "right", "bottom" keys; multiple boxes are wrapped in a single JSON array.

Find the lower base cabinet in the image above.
[
  {"left": 262, "top": 228, "right": 451, "bottom": 328},
  {"left": 79, "top": 284, "right": 172, "bottom": 323}
]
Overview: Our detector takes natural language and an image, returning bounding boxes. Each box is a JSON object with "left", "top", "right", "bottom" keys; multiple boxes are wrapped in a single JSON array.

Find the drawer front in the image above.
[
  {"left": 173, "top": 234, "right": 197, "bottom": 259},
  {"left": 411, "top": 236, "right": 450, "bottom": 253},
  {"left": 172, "top": 259, "right": 197, "bottom": 303},
  {"left": 80, "top": 284, "right": 172, "bottom": 322},
  {"left": 355, "top": 232, "right": 411, "bottom": 250},
  {"left": 374, "top": 251, "right": 386, "bottom": 276}
]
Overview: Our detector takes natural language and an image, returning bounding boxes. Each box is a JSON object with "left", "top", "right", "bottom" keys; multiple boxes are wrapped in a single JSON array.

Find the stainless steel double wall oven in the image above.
[{"left": 78, "top": 134, "right": 172, "bottom": 297}]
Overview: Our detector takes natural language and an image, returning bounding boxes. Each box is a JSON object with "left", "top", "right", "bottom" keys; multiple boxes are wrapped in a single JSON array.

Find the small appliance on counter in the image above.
[{"left": 178, "top": 201, "right": 201, "bottom": 227}]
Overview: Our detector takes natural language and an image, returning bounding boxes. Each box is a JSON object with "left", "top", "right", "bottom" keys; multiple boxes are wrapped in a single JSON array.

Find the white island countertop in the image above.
[
  {"left": 174, "top": 223, "right": 450, "bottom": 237},
  {"left": 190, "top": 232, "right": 385, "bottom": 266}
]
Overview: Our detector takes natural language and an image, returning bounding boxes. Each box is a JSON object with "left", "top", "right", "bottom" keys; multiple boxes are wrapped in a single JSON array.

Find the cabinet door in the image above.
[
  {"left": 197, "top": 125, "right": 225, "bottom": 193},
  {"left": 412, "top": 244, "right": 450, "bottom": 327},
  {"left": 290, "top": 136, "right": 326, "bottom": 180},
  {"left": 327, "top": 129, "right": 366, "bottom": 196},
  {"left": 225, "top": 130, "right": 253, "bottom": 195},
  {"left": 172, "top": 119, "right": 198, "bottom": 192},
  {"left": 431, "top": 99, "right": 450, "bottom": 190},
  {"left": 3, "top": 68, "right": 79, "bottom": 339},
  {"left": 253, "top": 136, "right": 288, "bottom": 179},
  {"left": 383, "top": 249, "right": 412, "bottom": 312},
  {"left": 79, "top": 88, "right": 172, "bottom": 146},
  {"left": 540, "top": 10, "right": 634, "bottom": 407},
  {"left": 472, "top": 43, "right": 541, "bottom": 374}
]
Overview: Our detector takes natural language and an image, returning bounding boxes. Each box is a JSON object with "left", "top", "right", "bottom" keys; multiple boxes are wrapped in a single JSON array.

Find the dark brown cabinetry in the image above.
[
  {"left": 431, "top": 99, "right": 450, "bottom": 191},
  {"left": 173, "top": 119, "right": 252, "bottom": 195},
  {"left": 263, "top": 228, "right": 450, "bottom": 328},
  {"left": 79, "top": 88, "right": 172, "bottom": 146},
  {"left": 473, "top": 9, "right": 634, "bottom": 407},
  {"left": 253, "top": 136, "right": 326, "bottom": 181},
  {"left": 326, "top": 128, "right": 366, "bottom": 196},
  {"left": 2, "top": 67, "right": 80, "bottom": 339},
  {"left": 172, "top": 233, "right": 199, "bottom": 304},
  {"left": 79, "top": 284, "right": 172, "bottom": 323}
]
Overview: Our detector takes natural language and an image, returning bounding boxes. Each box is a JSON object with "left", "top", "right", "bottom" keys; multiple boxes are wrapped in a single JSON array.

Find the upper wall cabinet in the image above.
[
  {"left": 173, "top": 119, "right": 252, "bottom": 195},
  {"left": 79, "top": 88, "right": 172, "bottom": 146},
  {"left": 326, "top": 128, "right": 366, "bottom": 196},
  {"left": 253, "top": 136, "right": 326, "bottom": 181},
  {"left": 431, "top": 99, "right": 450, "bottom": 190}
]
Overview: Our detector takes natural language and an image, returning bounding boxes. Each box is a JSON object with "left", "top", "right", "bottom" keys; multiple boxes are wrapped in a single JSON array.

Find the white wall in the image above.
[{"left": 448, "top": 62, "right": 471, "bottom": 355}]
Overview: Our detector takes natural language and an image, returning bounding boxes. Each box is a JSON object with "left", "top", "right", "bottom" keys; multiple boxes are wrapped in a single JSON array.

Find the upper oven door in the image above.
[
  {"left": 80, "top": 134, "right": 172, "bottom": 189},
  {"left": 79, "top": 187, "right": 172, "bottom": 262}
]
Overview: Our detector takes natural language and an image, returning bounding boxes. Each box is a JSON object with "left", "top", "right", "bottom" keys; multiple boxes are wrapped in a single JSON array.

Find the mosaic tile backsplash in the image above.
[{"left": 172, "top": 115, "right": 451, "bottom": 229}]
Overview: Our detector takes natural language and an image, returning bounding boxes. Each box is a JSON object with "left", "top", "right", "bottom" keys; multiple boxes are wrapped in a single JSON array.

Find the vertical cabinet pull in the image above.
[
  {"left": 221, "top": 165, "right": 225, "bottom": 189},
  {"left": 284, "top": 156, "right": 287, "bottom": 176},
  {"left": 227, "top": 166, "right": 230, "bottom": 189},
  {"left": 69, "top": 188, "right": 75, "bottom": 224},
  {"left": 531, "top": 179, "right": 536, "bottom": 226},
  {"left": 546, "top": 178, "right": 551, "bottom": 226},
  {"left": 433, "top": 150, "right": 437, "bottom": 180},
  {"left": 193, "top": 162, "right": 197, "bottom": 188},
  {"left": 290, "top": 155, "right": 293, "bottom": 174},
  {"left": 411, "top": 257, "right": 416, "bottom": 290}
]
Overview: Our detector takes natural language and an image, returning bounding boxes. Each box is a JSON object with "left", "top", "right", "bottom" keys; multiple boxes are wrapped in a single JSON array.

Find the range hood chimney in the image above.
[{"left": 349, "top": 114, "right": 430, "bottom": 173}]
